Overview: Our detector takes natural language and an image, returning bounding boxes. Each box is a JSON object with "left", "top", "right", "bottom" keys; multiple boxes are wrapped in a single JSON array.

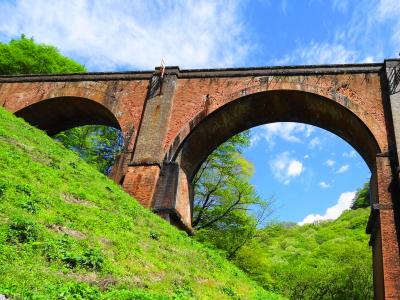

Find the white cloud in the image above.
[
  {"left": 298, "top": 191, "right": 355, "bottom": 225},
  {"left": 336, "top": 164, "right": 350, "bottom": 174},
  {"left": 273, "top": 0, "right": 400, "bottom": 67},
  {"left": 342, "top": 150, "right": 356, "bottom": 158},
  {"left": 287, "top": 160, "right": 303, "bottom": 177},
  {"left": 273, "top": 42, "right": 358, "bottom": 66},
  {"left": 377, "top": 0, "right": 400, "bottom": 19},
  {"left": 309, "top": 137, "right": 321, "bottom": 149},
  {"left": 324, "top": 159, "right": 335, "bottom": 167},
  {"left": 0, "top": 0, "right": 250, "bottom": 70},
  {"left": 252, "top": 123, "right": 315, "bottom": 148},
  {"left": 319, "top": 181, "right": 330, "bottom": 188},
  {"left": 270, "top": 152, "right": 304, "bottom": 185},
  {"left": 331, "top": 0, "right": 349, "bottom": 13},
  {"left": 250, "top": 134, "right": 261, "bottom": 147},
  {"left": 377, "top": 0, "right": 400, "bottom": 45},
  {"left": 304, "top": 154, "right": 309, "bottom": 159}
]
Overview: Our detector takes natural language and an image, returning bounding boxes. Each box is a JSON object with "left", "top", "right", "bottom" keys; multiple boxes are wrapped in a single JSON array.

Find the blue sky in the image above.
[{"left": 1, "top": 0, "right": 399, "bottom": 223}]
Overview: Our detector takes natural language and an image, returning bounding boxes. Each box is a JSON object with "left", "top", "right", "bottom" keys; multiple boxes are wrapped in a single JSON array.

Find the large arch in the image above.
[
  {"left": 14, "top": 96, "right": 121, "bottom": 135},
  {"left": 169, "top": 90, "right": 382, "bottom": 181},
  {"left": 160, "top": 89, "right": 397, "bottom": 299}
]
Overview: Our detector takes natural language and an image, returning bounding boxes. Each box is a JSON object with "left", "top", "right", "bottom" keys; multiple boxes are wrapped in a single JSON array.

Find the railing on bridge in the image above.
[{"left": 388, "top": 60, "right": 400, "bottom": 95}]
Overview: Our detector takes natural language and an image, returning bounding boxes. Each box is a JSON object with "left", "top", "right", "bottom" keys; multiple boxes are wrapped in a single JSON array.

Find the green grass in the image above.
[{"left": 0, "top": 107, "right": 285, "bottom": 299}]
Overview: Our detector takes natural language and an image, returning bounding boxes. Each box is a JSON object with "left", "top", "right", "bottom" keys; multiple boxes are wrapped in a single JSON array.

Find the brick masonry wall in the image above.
[
  {"left": 164, "top": 73, "right": 388, "bottom": 156},
  {"left": 0, "top": 80, "right": 149, "bottom": 151},
  {"left": 122, "top": 165, "right": 160, "bottom": 208},
  {"left": 375, "top": 156, "right": 400, "bottom": 299}
]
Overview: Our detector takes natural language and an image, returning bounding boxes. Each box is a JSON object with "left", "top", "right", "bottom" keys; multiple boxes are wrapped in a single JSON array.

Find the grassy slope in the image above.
[{"left": 0, "top": 107, "right": 285, "bottom": 300}]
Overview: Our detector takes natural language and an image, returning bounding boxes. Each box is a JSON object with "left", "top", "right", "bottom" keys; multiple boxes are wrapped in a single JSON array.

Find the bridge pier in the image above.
[
  {"left": 120, "top": 68, "right": 193, "bottom": 232},
  {"left": 368, "top": 155, "right": 400, "bottom": 300}
]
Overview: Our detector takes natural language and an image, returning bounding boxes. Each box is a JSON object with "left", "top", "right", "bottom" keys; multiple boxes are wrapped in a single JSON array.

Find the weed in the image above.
[
  {"left": 7, "top": 217, "right": 39, "bottom": 244},
  {"left": 81, "top": 248, "right": 104, "bottom": 271},
  {"left": 0, "top": 182, "right": 6, "bottom": 197},
  {"left": 16, "top": 183, "right": 33, "bottom": 196},
  {"left": 56, "top": 282, "right": 99, "bottom": 300},
  {"left": 150, "top": 231, "right": 160, "bottom": 241}
]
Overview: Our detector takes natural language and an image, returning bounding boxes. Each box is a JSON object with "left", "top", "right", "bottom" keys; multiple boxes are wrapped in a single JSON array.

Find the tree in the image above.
[
  {"left": 0, "top": 35, "right": 122, "bottom": 174},
  {"left": 54, "top": 125, "right": 123, "bottom": 174},
  {"left": 0, "top": 35, "right": 85, "bottom": 74},
  {"left": 351, "top": 182, "right": 370, "bottom": 209},
  {"left": 232, "top": 208, "right": 373, "bottom": 299},
  {"left": 193, "top": 131, "right": 272, "bottom": 258}
]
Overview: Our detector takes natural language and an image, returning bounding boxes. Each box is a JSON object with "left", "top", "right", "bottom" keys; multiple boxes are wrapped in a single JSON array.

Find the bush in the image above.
[
  {"left": 7, "top": 217, "right": 39, "bottom": 244},
  {"left": 42, "top": 235, "right": 104, "bottom": 271},
  {"left": 56, "top": 282, "right": 99, "bottom": 300},
  {"left": 81, "top": 248, "right": 104, "bottom": 271}
]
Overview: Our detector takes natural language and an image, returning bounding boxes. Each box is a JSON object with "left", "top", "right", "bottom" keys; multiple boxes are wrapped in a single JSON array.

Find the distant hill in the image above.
[
  {"left": 233, "top": 207, "right": 373, "bottom": 299},
  {"left": 0, "top": 107, "right": 284, "bottom": 299}
]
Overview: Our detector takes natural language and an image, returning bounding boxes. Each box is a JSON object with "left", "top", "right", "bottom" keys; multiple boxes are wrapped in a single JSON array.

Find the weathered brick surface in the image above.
[
  {"left": 175, "top": 167, "right": 192, "bottom": 228},
  {"left": 0, "top": 79, "right": 149, "bottom": 149},
  {"left": 122, "top": 165, "right": 160, "bottom": 208},
  {"left": 131, "top": 74, "right": 177, "bottom": 164},
  {"left": 164, "top": 73, "right": 387, "bottom": 155},
  {"left": 375, "top": 156, "right": 400, "bottom": 299}
]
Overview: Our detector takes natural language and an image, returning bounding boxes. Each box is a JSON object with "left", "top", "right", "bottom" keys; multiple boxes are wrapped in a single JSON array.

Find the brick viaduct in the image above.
[{"left": 1, "top": 60, "right": 400, "bottom": 299}]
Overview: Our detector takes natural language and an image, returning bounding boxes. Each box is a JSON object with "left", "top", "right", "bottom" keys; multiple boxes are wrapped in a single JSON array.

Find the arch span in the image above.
[
  {"left": 155, "top": 88, "right": 398, "bottom": 299},
  {"left": 170, "top": 90, "right": 382, "bottom": 180},
  {"left": 15, "top": 96, "right": 121, "bottom": 135}
]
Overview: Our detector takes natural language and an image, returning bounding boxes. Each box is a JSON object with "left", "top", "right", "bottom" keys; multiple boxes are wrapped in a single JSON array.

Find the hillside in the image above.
[
  {"left": 233, "top": 208, "right": 373, "bottom": 299},
  {"left": 0, "top": 107, "right": 284, "bottom": 300}
]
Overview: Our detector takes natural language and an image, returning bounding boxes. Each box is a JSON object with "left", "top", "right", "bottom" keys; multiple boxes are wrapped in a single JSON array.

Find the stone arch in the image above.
[
  {"left": 168, "top": 89, "right": 382, "bottom": 180},
  {"left": 161, "top": 88, "right": 400, "bottom": 299},
  {"left": 15, "top": 96, "right": 121, "bottom": 135}
]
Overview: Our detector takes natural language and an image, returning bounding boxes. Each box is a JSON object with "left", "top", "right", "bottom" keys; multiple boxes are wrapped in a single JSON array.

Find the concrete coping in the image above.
[{"left": 0, "top": 61, "right": 390, "bottom": 83}]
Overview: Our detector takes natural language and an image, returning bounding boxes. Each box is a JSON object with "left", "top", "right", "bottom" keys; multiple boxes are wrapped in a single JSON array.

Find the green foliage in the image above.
[
  {"left": 0, "top": 107, "right": 283, "bottom": 299},
  {"left": 233, "top": 209, "right": 373, "bottom": 299},
  {"left": 149, "top": 231, "right": 161, "bottom": 241},
  {"left": 351, "top": 182, "right": 370, "bottom": 209},
  {"left": 0, "top": 182, "right": 6, "bottom": 197},
  {"left": 0, "top": 34, "right": 86, "bottom": 74},
  {"left": 7, "top": 217, "right": 39, "bottom": 244},
  {"left": 61, "top": 248, "right": 103, "bottom": 271},
  {"left": 54, "top": 125, "right": 123, "bottom": 174},
  {"left": 193, "top": 131, "right": 272, "bottom": 258},
  {"left": 56, "top": 282, "right": 100, "bottom": 300}
]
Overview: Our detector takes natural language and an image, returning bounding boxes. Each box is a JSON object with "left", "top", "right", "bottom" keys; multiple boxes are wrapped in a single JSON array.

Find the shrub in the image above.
[
  {"left": 7, "top": 217, "right": 39, "bottom": 244},
  {"left": 56, "top": 282, "right": 99, "bottom": 300},
  {"left": 81, "top": 248, "right": 104, "bottom": 271}
]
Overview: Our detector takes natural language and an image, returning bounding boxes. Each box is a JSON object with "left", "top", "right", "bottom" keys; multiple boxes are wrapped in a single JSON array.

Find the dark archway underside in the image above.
[
  {"left": 175, "top": 90, "right": 381, "bottom": 180},
  {"left": 15, "top": 96, "right": 121, "bottom": 135}
]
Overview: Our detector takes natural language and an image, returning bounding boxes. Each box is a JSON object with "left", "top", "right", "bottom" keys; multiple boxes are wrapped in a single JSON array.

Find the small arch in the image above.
[
  {"left": 169, "top": 90, "right": 381, "bottom": 180},
  {"left": 15, "top": 96, "right": 121, "bottom": 135}
]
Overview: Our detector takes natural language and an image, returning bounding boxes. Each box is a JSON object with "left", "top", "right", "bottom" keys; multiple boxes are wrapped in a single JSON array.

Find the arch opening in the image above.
[
  {"left": 170, "top": 90, "right": 381, "bottom": 181},
  {"left": 15, "top": 96, "right": 124, "bottom": 175},
  {"left": 15, "top": 96, "right": 121, "bottom": 135},
  {"left": 181, "top": 90, "right": 377, "bottom": 299},
  {"left": 54, "top": 124, "right": 124, "bottom": 175}
]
